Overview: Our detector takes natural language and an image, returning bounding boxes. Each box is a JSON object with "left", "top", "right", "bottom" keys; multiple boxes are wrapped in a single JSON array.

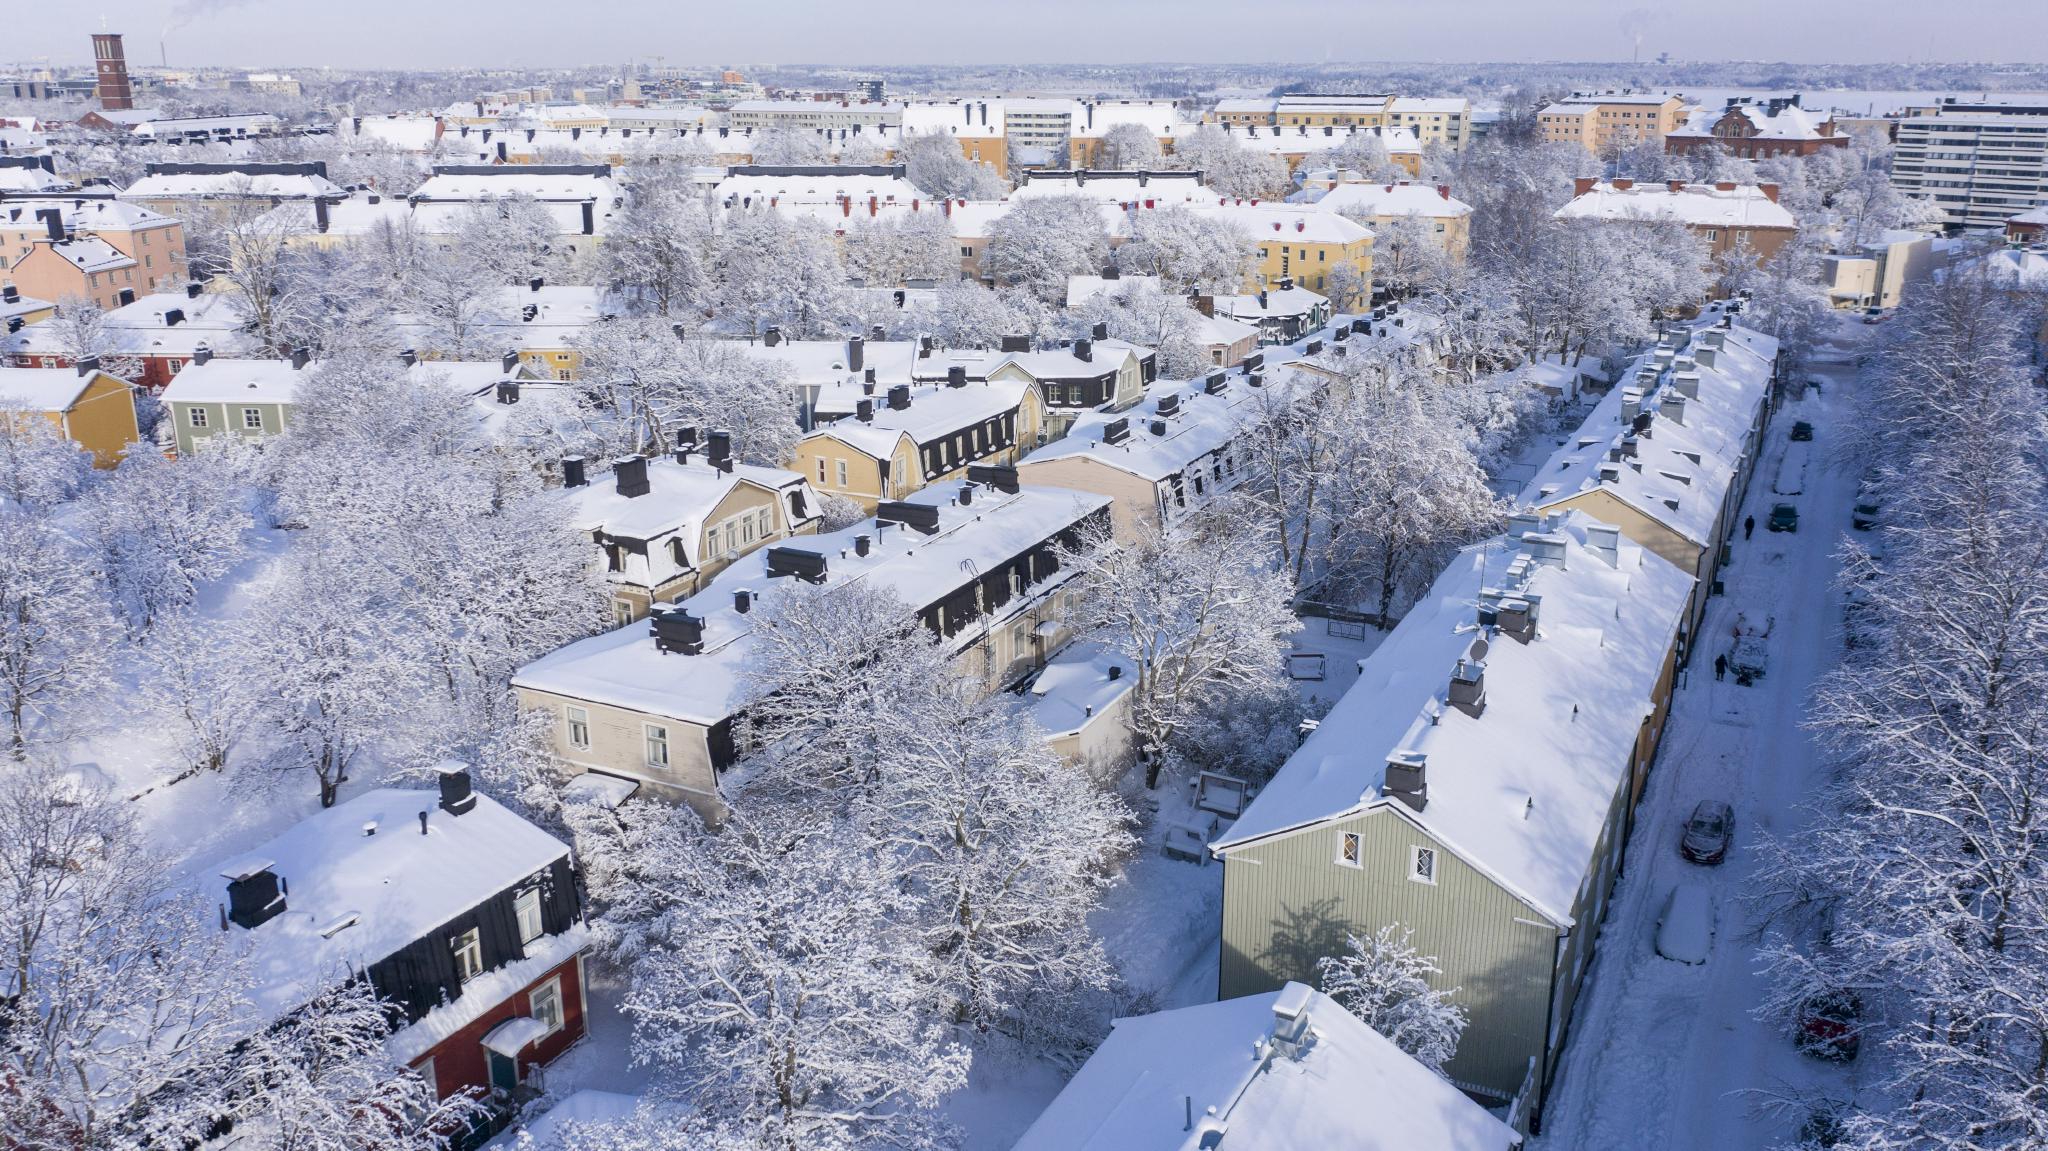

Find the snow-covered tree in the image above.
[
  {"left": 1317, "top": 926, "right": 1467, "bottom": 1074},
  {"left": 0, "top": 507, "right": 118, "bottom": 757},
  {"left": 455, "top": 195, "right": 571, "bottom": 284},
  {"left": 211, "top": 976, "right": 486, "bottom": 1151},
  {"left": 606, "top": 802, "right": 970, "bottom": 1151},
  {"left": 1058, "top": 498, "right": 1301, "bottom": 787},
  {"left": 139, "top": 609, "right": 266, "bottom": 784},
  {"left": 709, "top": 208, "right": 849, "bottom": 338},
  {"left": 1063, "top": 278, "right": 1212, "bottom": 377},
  {"left": 207, "top": 188, "right": 325, "bottom": 353},
  {"left": 900, "top": 132, "right": 1004, "bottom": 201},
  {"left": 0, "top": 760, "right": 248, "bottom": 1146},
  {"left": 1093, "top": 122, "right": 1162, "bottom": 170},
  {"left": 596, "top": 179, "right": 713, "bottom": 317},
  {"left": 746, "top": 127, "right": 831, "bottom": 167},
  {"left": 0, "top": 404, "right": 93, "bottom": 510},
  {"left": 1312, "top": 133, "right": 1405, "bottom": 183},
  {"left": 1169, "top": 126, "right": 1290, "bottom": 200},
  {"left": 81, "top": 444, "right": 251, "bottom": 633},
  {"left": 981, "top": 194, "right": 1111, "bottom": 304},
  {"left": 401, "top": 244, "right": 504, "bottom": 360},
  {"left": 843, "top": 210, "right": 959, "bottom": 288},
  {"left": 892, "top": 280, "right": 1053, "bottom": 348},
  {"left": 575, "top": 325, "right": 802, "bottom": 465},
  {"left": 41, "top": 296, "right": 145, "bottom": 382},
  {"left": 1114, "top": 204, "right": 1253, "bottom": 294}
]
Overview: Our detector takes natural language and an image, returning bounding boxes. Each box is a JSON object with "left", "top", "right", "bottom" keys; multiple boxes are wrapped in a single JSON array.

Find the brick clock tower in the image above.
[{"left": 91, "top": 33, "right": 134, "bottom": 111}]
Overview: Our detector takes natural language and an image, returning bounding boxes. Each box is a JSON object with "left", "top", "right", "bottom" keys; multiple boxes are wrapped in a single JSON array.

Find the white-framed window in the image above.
[
  {"left": 188, "top": 407, "right": 208, "bottom": 428},
  {"left": 529, "top": 976, "right": 565, "bottom": 1035},
  {"left": 644, "top": 723, "right": 669, "bottom": 769},
  {"left": 835, "top": 459, "right": 848, "bottom": 488},
  {"left": 757, "top": 509, "right": 773, "bottom": 539},
  {"left": 1336, "top": 831, "right": 1363, "bottom": 869},
  {"left": 1409, "top": 845, "right": 1438, "bottom": 885},
  {"left": 241, "top": 407, "right": 263, "bottom": 430},
  {"left": 450, "top": 927, "right": 484, "bottom": 982},
  {"left": 415, "top": 1056, "right": 438, "bottom": 1098},
  {"left": 515, "top": 886, "right": 545, "bottom": 944},
  {"left": 564, "top": 705, "right": 590, "bottom": 750}
]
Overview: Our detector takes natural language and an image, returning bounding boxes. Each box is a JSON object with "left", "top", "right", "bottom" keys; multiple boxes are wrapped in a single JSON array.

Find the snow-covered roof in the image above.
[
  {"left": 1519, "top": 318, "right": 1778, "bottom": 547},
  {"left": 1013, "top": 171, "right": 1215, "bottom": 205},
  {"left": 130, "top": 113, "right": 282, "bottom": 138},
  {"left": 1976, "top": 246, "right": 2048, "bottom": 289},
  {"left": 0, "top": 366, "right": 108, "bottom": 411},
  {"left": 412, "top": 169, "right": 622, "bottom": 204},
  {"left": 1308, "top": 181, "right": 1472, "bottom": 219},
  {"left": 1543, "top": 91, "right": 1682, "bottom": 111},
  {"left": 341, "top": 114, "right": 444, "bottom": 151},
  {"left": 1214, "top": 284, "right": 1328, "bottom": 321},
  {"left": 1015, "top": 982, "right": 1518, "bottom": 1151},
  {"left": 159, "top": 357, "right": 317, "bottom": 406},
  {"left": 391, "top": 285, "right": 611, "bottom": 353},
  {"left": 1213, "top": 511, "right": 1693, "bottom": 925},
  {"left": 2010, "top": 204, "right": 2048, "bottom": 227},
  {"left": 1066, "top": 273, "right": 1162, "bottom": 306},
  {"left": 401, "top": 359, "right": 587, "bottom": 444},
  {"left": 899, "top": 99, "right": 1006, "bottom": 140},
  {"left": 1193, "top": 202, "right": 1373, "bottom": 245},
  {"left": 717, "top": 336, "right": 919, "bottom": 391},
  {"left": 6, "top": 294, "right": 256, "bottom": 362},
  {"left": 0, "top": 167, "right": 68, "bottom": 194},
  {"left": 206, "top": 785, "right": 572, "bottom": 1025},
  {"left": 1216, "top": 123, "right": 1422, "bottom": 156},
  {"left": 512, "top": 484, "right": 1112, "bottom": 726},
  {"left": 1670, "top": 101, "right": 1837, "bottom": 142},
  {"left": 1, "top": 291, "right": 54, "bottom": 323},
  {"left": 0, "top": 197, "right": 176, "bottom": 231},
  {"left": 713, "top": 169, "right": 921, "bottom": 207},
  {"left": 103, "top": 290, "right": 246, "bottom": 330},
  {"left": 807, "top": 376, "right": 1033, "bottom": 458},
  {"left": 29, "top": 236, "right": 135, "bottom": 273},
  {"left": 1388, "top": 97, "right": 1471, "bottom": 115},
  {"left": 1556, "top": 182, "right": 1798, "bottom": 230},
  {"left": 560, "top": 453, "right": 815, "bottom": 545},
  {"left": 1020, "top": 365, "right": 1312, "bottom": 484},
  {"left": 119, "top": 170, "right": 344, "bottom": 200},
  {"left": 1026, "top": 641, "right": 1134, "bottom": 738},
  {"left": 909, "top": 339, "right": 1146, "bottom": 390}
]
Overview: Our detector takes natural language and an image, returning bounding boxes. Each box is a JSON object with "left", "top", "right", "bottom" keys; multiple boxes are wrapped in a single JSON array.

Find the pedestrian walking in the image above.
[
  {"left": 1714, "top": 653, "right": 1727, "bottom": 682},
  {"left": 1743, "top": 514, "right": 1755, "bottom": 540}
]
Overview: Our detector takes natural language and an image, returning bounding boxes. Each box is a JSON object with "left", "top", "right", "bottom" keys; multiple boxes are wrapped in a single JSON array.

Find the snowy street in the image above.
[{"left": 1536, "top": 323, "right": 1870, "bottom": 1149}]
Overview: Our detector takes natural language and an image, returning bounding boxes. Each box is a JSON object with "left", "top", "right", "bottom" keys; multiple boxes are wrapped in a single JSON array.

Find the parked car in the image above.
[
  {"left": 1680, "top": 800, "right": 1735, "bottom": 864},
  {"left": 1852, "top": 484, "right": 1882, "bottom": 531},
  {"left": 1769, "top": 503, "right": 1799, "bottom": 533},
  {"left": 1655, "top": 883, "right": 1714, "bottom": 964},
  {"left": 1796, "top": 990, "right": 1863, "bottom": 1061},
  {"left": 1790, "top": 420, "right": 1815, "bottom": 442},
  {"left": 1860, "top": 307, "right": 1888, "bottom": 325}
]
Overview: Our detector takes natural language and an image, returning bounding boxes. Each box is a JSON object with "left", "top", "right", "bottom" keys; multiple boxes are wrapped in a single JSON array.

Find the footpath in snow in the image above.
[{"left": 1536, "top": 330, "right": 1870, "bottom": 1149}]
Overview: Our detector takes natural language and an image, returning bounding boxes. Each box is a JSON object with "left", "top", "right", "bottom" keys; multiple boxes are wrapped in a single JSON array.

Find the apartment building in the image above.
[
  {"left": 728, "top": 99, "right": 903, "bottom": 134},
  {"left": 4, "top": 236, "right": 142, "bottom": 312},
  {"left": 1195, "top": 202, "right": 1375, "bottom": 295},
  {"left": 118, "top": 162, "right": 345, "bottom": 224},
  {"left": 1539, "top": 91, "right": 1687, "bottom": 155},
  {"left": 512, "top": 481, "right": 1113, "bottom": 820},
  {"left": 793, "top": 375, "right": 1047, "bottom": 510},
  {"left": 1386, "top": 96, "right": 1473, "bottom": 150},
  {"left": 0, "top": 362, "right": 139, "bottom": 466},
  {"left": 558, "top": 443, "right": 823, "bottom": 626},
  {"left": 1556, "top": 178, "right": 1799, "bottom": 270},
  {"left": 1214, "top": 512, "right": 1692, "bottom": 1112},
  {"left": 1309, "top": 180, "right": 1473, "bottom": 261},
  {"left": 1210, "top": 93, "right": 1394, "bottom": 128},
  {"left": 1890, "top": 99, "right": 2048, "bottom": 229},
  {"left": 1, "top": 198, "right": 185, "bottom": 288},
  {"left": 1666, "top": 95, "right": 1848, "bottom": 159},
  {"left": 4, "top": 285, "right": 255, "bottom": 391}
]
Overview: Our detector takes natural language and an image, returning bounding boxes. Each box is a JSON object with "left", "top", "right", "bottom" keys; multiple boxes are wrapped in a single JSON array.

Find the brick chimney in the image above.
[
  {"left": 1758, "top": 182, "right": 1779, "bottom": 203},
  {"left": 1437, "top": 184, "right": 1450, "bottom": 200},
  {"left": 1573, "top": 176, "right": 1597, "bottom": 196},
  {"left": 1611, "top": 177, "right": 1634, "bottom": 191},
  {"left": 1668, "top": 179, "right": 1686, "bottom": 192},
  {"left": 1715, "top": 180, "right": 1736, "bottom": 192}
]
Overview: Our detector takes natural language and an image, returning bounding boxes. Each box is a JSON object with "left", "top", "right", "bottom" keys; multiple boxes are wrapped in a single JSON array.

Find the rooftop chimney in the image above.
[
  {"left": 762, "top": 326, "right": 782, "bottom": 347},
  {"left": 561, "top": 455, "right": 587, "bottom": 488},
  {"left": 705, "top": 429, "right": 733, "bottom": 473},
  {"left": 847, "top": 335, "right": 864, "bottom": 373},
  {"left": 1384, "top": 751, "right": 1427, "bottom": 812},
  {"left": 222, "top": 862, "right": 286, "bottom": 930},
  {"left": 613, "top": 454, "right": 650, "bottom": 498},
  {"left": 1573, "top": 176, "right": 1597, "bottom": 197},
  {"left": 888, "top": 383, "right": 911, "bottom": 410},
  {"left": 436, "top": 761, "right": 476, "bottom": 816},
  {"left": 290, "top": 347, "right": 311, "bottom": 370}
]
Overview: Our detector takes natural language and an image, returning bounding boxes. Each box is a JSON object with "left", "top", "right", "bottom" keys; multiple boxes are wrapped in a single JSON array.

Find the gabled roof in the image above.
[
  {"left": 1193, "top": 202, "right": 1373, "bottom": 245},
  {"left": 1519, "top": 317, "right": 1778, "bottom": 547},
  {"left": 206, "top": 786, "right": 571, "bottom": 1025},
  {"left": 807, "top": 377, "right": 1033, "bottom": 458},
  {"left": 560, "top": 454, "right": 814, "bottom": 544},
  {"left": 159, "top": 357, "right": 316, "bottom": 406},
  {"left": 513, "top": 484, "right": 1112, "bottom": 725},
  {"left": 1309, "top": 181, "right": 1473, "bottom": 219},
  {"left": 1019, "top": 363, "right": 1315, "bottom": 484},
  {"left": 28, "top": 235, "right": 135, "bottom": 273},
  {"left": 0, "top": 197, "right": 176, "bottom": 231},
  {"left": 1015, "top": 982, "right": 1518, "bottom": 1151},
  {"left": 1556, "top": 181, "right": 1798, "bottom": 230},
  {"left": 119, "top": 170, "right": 344, "bottom": 200},
  {"left": 1671, "top": 101, "right": 1837, "bottom": 142},
  {"left": 0, "top": 365, "right": 114, "bottom": 411},
  {"left": 1213, "top": 512, "right": 1692, "bottom": 925}
]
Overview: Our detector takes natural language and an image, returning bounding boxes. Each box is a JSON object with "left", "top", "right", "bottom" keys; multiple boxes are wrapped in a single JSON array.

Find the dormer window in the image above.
[{"left": 451, "top": 928, "right": 483, "bottom": 982}]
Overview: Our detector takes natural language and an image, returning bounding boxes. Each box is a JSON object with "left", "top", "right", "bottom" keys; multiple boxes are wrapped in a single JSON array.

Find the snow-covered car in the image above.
[
  {"left": 1679, "top": 800, "right": 1734, "bottom": 865},
  {"left": 1768, "top": 503, "right": 1799, "bottom": 533},
  {"left": 1851, "top": 485, "right": 1883, "bottom": 531},
  {"left": 1790, "top": 420, "right": 1814, "bottom": 442},
  {"left": 1796, "top": 990, "right": 1863, "bottom": 1061},
  {"left": 1654, "top": 883, "right": 1713, "bottom": 964}
]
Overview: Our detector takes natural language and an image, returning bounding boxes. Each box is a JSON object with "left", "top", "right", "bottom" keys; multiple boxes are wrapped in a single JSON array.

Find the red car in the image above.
[{"left": 1796, "top": 990, "right": 1863, "bottom": 1061}]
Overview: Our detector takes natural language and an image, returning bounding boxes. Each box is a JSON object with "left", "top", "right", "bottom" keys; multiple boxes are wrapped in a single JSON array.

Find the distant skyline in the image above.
[{"left": 8, "top": 0, "right": 2047, "bottom": 73}]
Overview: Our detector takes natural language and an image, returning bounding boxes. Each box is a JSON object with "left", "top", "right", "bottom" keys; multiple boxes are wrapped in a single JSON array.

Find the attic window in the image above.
[
  {"left": 1409, "top": 846, "right": 1438, "bottom": 885},
  {"left": 1336, "top": 832, "right": 1362, "bottom": 869}
]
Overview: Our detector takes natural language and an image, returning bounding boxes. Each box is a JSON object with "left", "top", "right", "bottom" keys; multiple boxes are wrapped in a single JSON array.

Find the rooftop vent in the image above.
[
  {"left": 887, "top": 383, "right": 912, "bottom": 410},
  {"left": 1156, "top": 394, "right": 1181, "bottom": 417},
  {"left": 1102, "top": 417, "right": 1130, "bottom": 445},
  {"left": 966, "top": 463, "right": 1020, "bottom": 494}
]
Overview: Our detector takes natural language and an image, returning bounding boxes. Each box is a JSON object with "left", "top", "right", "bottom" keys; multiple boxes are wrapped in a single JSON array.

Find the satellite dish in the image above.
[{"left": 1468, "top": 637, "right": 1491, "bottom": 662}]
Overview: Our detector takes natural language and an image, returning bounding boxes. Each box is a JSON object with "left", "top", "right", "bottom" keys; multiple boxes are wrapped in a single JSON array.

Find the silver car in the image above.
[{"left": 1680, "top": 800, "right": 1734, "bottom": 865}]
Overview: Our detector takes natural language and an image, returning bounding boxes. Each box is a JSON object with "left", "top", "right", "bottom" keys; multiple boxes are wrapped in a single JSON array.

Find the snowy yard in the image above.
[{"left": 1535, "top": 332, "right": 1869, "bottom": 1148}]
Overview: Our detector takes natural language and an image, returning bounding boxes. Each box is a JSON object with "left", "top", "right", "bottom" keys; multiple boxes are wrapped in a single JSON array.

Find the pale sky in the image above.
[{"left": 12, "top": 0, "right": 2047, "bottom": 72}]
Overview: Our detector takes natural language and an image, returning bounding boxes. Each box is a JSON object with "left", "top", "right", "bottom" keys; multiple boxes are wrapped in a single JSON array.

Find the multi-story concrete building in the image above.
[
  {"left": 1386, "top": 96, "right": 1473, "bottom": 150},
  {"left": 727, "top": 98, "right": 903, "bottom": 134},
  {"left": 1539, "top": 91, "right": 1687, "bottom": 155},
  {"left": 1890, "top": 99, "right": 2048, "bottom": 229},
  {"left": 1210, "top": 93, "right": 1395, "bottom": 128}
]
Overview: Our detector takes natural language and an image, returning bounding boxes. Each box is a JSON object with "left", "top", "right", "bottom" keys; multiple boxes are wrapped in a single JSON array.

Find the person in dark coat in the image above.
[
  {"left": 1743, "top": 514, "right": 1755, "bottom": 540},
  {"left": 1715, "top": 653, "right": 1728, "bottom": 681}
]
